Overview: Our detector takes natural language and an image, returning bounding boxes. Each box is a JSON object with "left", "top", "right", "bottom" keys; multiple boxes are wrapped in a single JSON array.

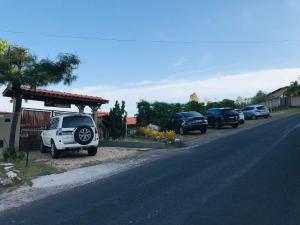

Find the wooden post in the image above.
[{"left": 76, "top": 105, "right": 85, "bottom": 113}]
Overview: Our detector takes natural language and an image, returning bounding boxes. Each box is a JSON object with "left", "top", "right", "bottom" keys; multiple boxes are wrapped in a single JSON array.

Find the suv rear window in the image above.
[
  {"left": 62, "top": 116, "right": 94, "bottom": 128},
  {"left": 180, "top": 112, "right": 203, "bottom": 118},
  {"left": 257, "top": 106, "right": 266, "bottom": 110},
  {"left": 242, "top": 107, "right": 254, "bottom": 111}
]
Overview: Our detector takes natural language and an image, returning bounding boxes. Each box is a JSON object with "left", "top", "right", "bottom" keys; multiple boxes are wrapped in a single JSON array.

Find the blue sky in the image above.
[{"left": 1, "top": 0, "right": 300, "bottom": 114}]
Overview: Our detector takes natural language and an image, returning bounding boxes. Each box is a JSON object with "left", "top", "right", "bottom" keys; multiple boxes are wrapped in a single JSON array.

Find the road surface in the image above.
[{"left": 1, "top": 114, "right": 300, "bottom": 225}]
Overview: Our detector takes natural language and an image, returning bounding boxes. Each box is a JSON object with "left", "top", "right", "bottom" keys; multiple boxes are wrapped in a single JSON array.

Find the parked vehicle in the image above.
[
  {"left": 205, "top": 108, "right": 239, "bottom": 129},
  {"left": 40, "top": 113, "right": 99, "bottom": 158},
  {"left": 235, "top": 109, "right": 245, "bottom": 124},
  {"left": 242, "top": 105, "right": 270, "bottom": 120},
  {"left": 169, "top": 111, "right": 208, "bottom": 135}
]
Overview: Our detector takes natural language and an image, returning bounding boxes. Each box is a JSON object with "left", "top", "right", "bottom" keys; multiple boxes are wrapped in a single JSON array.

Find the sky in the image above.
[{"left": 1, "top": 0, "right": 300, "bottom": 115}]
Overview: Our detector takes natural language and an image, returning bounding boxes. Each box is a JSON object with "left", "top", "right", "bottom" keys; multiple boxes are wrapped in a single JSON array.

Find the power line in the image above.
[{"left": 1, "top": 28, "right": 300, "bottom": 45}]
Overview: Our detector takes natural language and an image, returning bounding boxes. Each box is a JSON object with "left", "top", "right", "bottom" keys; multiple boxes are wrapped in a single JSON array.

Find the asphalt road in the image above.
[{"left": 2, "top": 114, "right": 300, "bottom": 225}]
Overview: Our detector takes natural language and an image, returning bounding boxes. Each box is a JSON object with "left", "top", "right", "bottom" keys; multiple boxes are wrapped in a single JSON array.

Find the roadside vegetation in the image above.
[{"left": 0, "top": 151, "right": 59, "bottom": 193}]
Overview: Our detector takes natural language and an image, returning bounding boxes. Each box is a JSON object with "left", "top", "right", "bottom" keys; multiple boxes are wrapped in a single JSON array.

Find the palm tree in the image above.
[
  {"left": 0, "top": 39, "right": 80, "bottom": 149},
  {"left": 284, "top": 81, "right": 300, "bottom": 97}
]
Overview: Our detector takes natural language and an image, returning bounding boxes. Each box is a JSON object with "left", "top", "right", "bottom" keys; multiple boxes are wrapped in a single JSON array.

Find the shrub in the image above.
[
  {"left": 138, "top": 127, "right": 176, "bottom": 142},
  {"left": 2, "top": 148, "right": 24, "bottom": 161},
  {"left": 165, "top": 130, "right": 176, "bottom": 141}
]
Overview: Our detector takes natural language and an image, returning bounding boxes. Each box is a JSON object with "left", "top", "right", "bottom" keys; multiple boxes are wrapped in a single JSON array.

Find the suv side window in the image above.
[{"left": 49, "top": 118, "right": 59, "bottom": 130}]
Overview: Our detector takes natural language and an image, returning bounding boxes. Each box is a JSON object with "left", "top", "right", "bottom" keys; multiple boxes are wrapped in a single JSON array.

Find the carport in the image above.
[{"left": 2, "top": 85, "right": 109, "bottom": 150}]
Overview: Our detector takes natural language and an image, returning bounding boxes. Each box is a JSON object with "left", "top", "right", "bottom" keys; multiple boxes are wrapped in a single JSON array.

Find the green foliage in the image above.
[
  {"left": 0, "top": 44, "right": 80, "bottom": 87},
  {"left": 136, "top": 100, "right": 152, "bottom": 127},
  {"left": 206, "top": 99, "right": 235, "bottom": 109},
  {"left": 235, "top": 96, "right": 251, "bottom": 109},
  {"left": 136, "top": 100, "right": 186, "bottom": 129},
  {"left": 0, "top": 39, "right": 9, "bottom": 55},
  {"left": 185, "top": 101, "right": 205, "bottom": 112},
  {"left": 109, "top": 101, "right": 127, "bottom": 140},
  {"left": 2, "top": 148, "right": 24, "bottom": 162},
  {"left": 251, "top": 90, "right": 268, "bottom": 104},
  {"left": 284, "top": 81, "right": 300, "bottom": 97}
]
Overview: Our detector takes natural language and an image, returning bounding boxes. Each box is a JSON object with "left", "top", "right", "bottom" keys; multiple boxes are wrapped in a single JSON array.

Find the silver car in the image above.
[
  {"left": 235, "top": 109, "right": 245, "bottom": 124},
  {"left": 242, "top": 105, "right": 270, "bottom": 120}
]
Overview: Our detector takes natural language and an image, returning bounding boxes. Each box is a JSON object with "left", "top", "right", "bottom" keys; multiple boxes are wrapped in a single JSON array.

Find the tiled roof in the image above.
[
  {"left": 127, "top": 117, "right": 136, "bottom": 126},
  {"left": 0, "top": 111, "right": 12, "bottom": 115},
  {"left": 3, "top": 86, "right": 109, "bottom": 105},
  {"left": 20, "top": 86, "right": 108, "bottom": 102},
  {"left": 97, "top": 111, "right": 109, "bottom": 117}
]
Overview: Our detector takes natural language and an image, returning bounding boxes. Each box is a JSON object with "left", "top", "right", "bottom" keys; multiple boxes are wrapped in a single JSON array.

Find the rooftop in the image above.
[{"left": 3, "top": 86, "right": 109, "bottom": 108}]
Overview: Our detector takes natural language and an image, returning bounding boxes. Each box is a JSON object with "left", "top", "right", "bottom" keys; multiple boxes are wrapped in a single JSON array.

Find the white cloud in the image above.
[{"left": 0, "top": 68, "right": 299, "bottom": 116}]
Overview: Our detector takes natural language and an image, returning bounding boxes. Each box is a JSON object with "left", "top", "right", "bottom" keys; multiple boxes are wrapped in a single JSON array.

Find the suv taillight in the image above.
[{"left": 56, "top": 128, "right": 63, "bottom": 136}]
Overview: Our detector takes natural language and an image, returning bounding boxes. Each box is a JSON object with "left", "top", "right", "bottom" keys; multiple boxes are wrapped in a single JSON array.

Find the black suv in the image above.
[
  {"left": 205, "top": 108, "right": 239, "bottom": 129},
  {"left": 169, "top": 111, "right": 208, "bottom": 135}
]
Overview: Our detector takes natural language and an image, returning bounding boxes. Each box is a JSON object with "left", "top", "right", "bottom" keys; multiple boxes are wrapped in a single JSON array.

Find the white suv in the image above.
[{"left": 40, "top": 113, "right": 99, "bottom": 158}]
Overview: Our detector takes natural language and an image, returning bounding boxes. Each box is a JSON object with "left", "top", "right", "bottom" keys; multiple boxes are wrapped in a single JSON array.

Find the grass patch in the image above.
[
  {"left": 0, "top": 158, "right": 60, "bottom": 194},
  {"left": 271, "top": 107, "right": 300, "bottom": 118},
  {"left": 118, "top": 136, "right": 154, "bottom": 142}
]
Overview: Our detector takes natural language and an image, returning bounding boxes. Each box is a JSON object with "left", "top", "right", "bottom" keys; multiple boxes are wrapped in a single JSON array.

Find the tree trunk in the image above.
[{"left": 9, "top": 91, "right": 22, "bottom": 149}]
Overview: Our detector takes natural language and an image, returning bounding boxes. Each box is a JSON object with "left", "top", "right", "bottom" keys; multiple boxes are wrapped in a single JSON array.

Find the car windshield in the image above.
[
  {"left": 180, "top": 112, "right": 203, "bottom": 118},
  {"left": 62, "top": 115, "right": 94, "bottom": 128}
]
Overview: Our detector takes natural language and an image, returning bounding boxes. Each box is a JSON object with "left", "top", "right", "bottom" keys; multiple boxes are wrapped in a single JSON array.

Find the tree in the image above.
[
  {"left": 185, "top": 101, "right": 205, "bottom": 113},
  {"left": 108, "top": 101, "right": 127, "bottom": 139},
  {"left": 284, "top": 81, "right": 300, "bottom": 97},
  {"left": 136, "top": 100, "right": 152, "bottom": 127},
  {"left": 219, "top": 99, "right": 235, "bottom": 108},
  {"left": 251, "top": 90, "right": 268, "bottom": 104},
  {"left": 0, "top": 40, "right": 80, "bottom": 149},
  {"left": 235, "top": 96, "right": 251, "bottom": 109}
]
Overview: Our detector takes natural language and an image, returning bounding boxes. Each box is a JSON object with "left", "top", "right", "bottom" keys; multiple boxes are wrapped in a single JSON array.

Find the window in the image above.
[
  {"left": 49, "top": 118, "right": 59, "bottom": 129},
  {"left": 62, "top": 116, "right": 94, "bottom": 128},
  {"left": 257, "top": 106, "right": 266, "bottom": 110},
  {"left": 4, "top": 118, "right": 11, "bottom": 122},
  {"left": 242, "top": 107, "right": 254, "bottom": 111},
  {"left": 180, "top": 112, "right": 203, "bottom": 118}
]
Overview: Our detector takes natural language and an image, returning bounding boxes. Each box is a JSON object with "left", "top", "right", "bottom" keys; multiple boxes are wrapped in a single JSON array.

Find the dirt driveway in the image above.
[
  {"left": 29, "top": 147, "right": 143, "bottom": 171},
  {"left": 179, "top": 117, "right": 271, "bottom": 147}
]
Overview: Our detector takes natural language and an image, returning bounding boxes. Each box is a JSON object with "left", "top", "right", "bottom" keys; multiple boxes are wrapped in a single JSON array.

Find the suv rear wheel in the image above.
[
  {"left": 40, "top": 139, "right": 48, "bottom": 153},
  {"left": 50, "top": 141, "right": 60, "bottom": 159},
  {"left": 87, "top": 147, "right": 98, "bottom": 156},
  {"left": 200, "top": 127, "right": 207, "bottom": 134},
  {"left": 251, "top": 114, "right": 256, "bottom": 120},
  {"left": 232, "top": 123, "right": 239, "bottom": 128},
  {"left": 74, "top": 125, "right": 94, "bottom": 145},
  {"left": 213, "top": 120, "right": 221, "bottom": 129}
]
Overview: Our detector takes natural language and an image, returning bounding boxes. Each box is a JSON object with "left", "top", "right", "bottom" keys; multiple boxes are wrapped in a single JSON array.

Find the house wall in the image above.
[
  {"left": 291, "top": 96, "right": 300, "bottom": 107},
  {"left": 0, "top": 114, "right": 20, "bottom": 151}
]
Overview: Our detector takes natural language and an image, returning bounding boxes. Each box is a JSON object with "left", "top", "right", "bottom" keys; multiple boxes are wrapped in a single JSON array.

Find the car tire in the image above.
[
  {"left": 40, "top": 140, "right": 48, "bottom": 153},
  {"left": 232, "top": 123, "right": 239, "bottom": 128},
  {"left": 251, "top": 114, "right": 256, "bottom": 120},
  {"left": 264, "top": 115, "right": 269, "bottom": 118},
  {"left": 200, "top": 128, "right": 207, "bottom": 134},
  {"left": 179, "top": 127, "right": 185, "bottom": 135},
  {"left": 50, "top": 140, "right": 60, "bottom": 159},
  {"left": 87, "top": 147, "right": 98, "bottom": 156},
  {"left": 74, "top": 126, "right": 94, "bottom": 145},
  {"left": 213, "top": 120, "right": 221, "bottom": 129},
  {"left": 240, "top": 120, "right": 245, "bottom": 124}
]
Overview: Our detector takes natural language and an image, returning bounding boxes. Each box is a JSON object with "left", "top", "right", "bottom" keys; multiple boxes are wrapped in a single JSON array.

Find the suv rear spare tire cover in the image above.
[{"left": 74, "top": 125, "right": 94, "bottom": 145}]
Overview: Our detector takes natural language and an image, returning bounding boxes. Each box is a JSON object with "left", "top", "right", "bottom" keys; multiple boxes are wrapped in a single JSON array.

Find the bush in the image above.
[
  {"left": 2, "top": 148, "right": 24, "bottom": 162},
  {"left": 138, "top": 127, "right": 176, "bottom": 142}
]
